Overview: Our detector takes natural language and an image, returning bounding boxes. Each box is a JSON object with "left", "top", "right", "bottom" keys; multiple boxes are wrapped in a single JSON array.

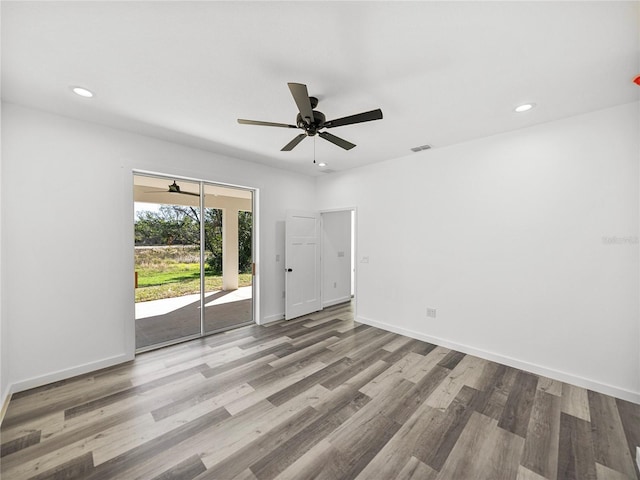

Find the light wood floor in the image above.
[{"left": 1, "top": 302, "right": 639, "bottom": 480}]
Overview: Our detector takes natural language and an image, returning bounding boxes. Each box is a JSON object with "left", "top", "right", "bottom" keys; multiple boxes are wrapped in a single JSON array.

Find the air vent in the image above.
[{"left": 411, "top": 144, "right": 432, "bottom": 152}]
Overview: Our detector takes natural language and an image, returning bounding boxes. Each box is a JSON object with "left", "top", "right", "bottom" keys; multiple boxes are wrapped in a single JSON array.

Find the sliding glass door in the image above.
[
  {"left": 133, "top": 174, "right": 254, "bottom": 352},
  {"left": 203, "top": 184, "right": 253, "bottom": 334}
]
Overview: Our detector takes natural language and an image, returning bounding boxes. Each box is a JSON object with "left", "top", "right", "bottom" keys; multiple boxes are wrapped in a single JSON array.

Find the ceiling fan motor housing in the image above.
[{"left": 296, "top": 109, "right": 326, "bottom": 136}]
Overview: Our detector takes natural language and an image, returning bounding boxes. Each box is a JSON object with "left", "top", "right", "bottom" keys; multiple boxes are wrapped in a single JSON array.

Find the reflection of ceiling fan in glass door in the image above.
[{"left": 145, "top": 181, "right": 200, "bottom": 197}]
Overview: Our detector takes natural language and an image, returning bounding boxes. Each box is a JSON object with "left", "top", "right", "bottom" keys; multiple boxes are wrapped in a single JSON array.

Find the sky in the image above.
[{"left": 134, "top": 202, "right": 162, "bottom": 218}]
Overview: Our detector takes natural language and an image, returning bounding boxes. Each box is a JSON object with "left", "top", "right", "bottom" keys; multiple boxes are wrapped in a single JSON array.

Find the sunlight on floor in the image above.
[{"left": 136, "top": 286, "right": 252, "bottom": 319}]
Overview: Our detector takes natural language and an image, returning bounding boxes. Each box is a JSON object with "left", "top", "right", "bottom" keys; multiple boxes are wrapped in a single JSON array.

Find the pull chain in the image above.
[{"left": 313, "top": 136, "right": 316, "bottom": 164}]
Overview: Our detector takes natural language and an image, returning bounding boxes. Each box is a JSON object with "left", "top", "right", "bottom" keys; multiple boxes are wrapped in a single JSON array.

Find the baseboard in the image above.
[
  {"left": 0, "top": 384, "right": 13, "bottom": 426},
  {"left": 9, "top": 352, "right": 133, "bottom": 395},
  {"left": 357, "top": 315, "right": 640, "bottom": 405},
  {"left": 323, "top": 296, "right": 351, "bottom": 308},
  {"left": 261, "top": 313, "right": 284, "bottom": 325}
]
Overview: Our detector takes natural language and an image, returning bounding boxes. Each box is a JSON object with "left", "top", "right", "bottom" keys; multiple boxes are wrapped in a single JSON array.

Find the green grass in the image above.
[
  {"left": 134, "top": 246, "right": 252, "bottom": 302},
  {"left": 135, "top": 273, "right": 252, "bottom": 303},
  {"left": 136, "top": 262, "right": 202, "bottom": 287}
]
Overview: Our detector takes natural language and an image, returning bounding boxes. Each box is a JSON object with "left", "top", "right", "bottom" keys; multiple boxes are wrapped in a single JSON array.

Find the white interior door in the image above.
[{"left": 285, "top": 210, "right": 321, "bottom": 320}]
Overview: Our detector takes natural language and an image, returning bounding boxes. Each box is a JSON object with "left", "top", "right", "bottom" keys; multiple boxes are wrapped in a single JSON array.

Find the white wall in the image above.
[
  {"left": 1, "top": 102, "right": 315, "bottom": 393},
  {"left": 321, "top": 210, "right": 352, "bottom": 307},
  {"left": 0, "top": 100, "right": 7, "bottom": 413},
  {"left": 2, "top": 101, "right": 638, "bottom": 403},
  {"left": 317, "top": 102, "right": 640, "bottom": 402}
]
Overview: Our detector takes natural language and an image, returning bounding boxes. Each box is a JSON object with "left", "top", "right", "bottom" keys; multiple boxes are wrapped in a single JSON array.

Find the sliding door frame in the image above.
[{"left": 133, "top": 169, "right": 259, "bottom": 353}]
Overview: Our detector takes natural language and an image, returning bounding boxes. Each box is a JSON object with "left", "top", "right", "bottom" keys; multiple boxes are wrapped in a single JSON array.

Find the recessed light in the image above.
[
  {"left": 71, "top": 86, "right": 94, "bottom": 98},
  {"left": 514, "top": 103, "right": 535, "bottom": 113}
]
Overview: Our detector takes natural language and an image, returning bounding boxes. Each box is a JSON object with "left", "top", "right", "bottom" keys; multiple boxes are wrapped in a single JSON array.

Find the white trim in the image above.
[
  {"left": 262, "top": 313, "right": 284, "bottom": 325},
  {"left": 132, "top": 169, "right": 256, "bottom": 193},
  {"left": 252, "top": 188, "right": 260, "bottom": 328},
  {"left": 9, "top": 353, "right": 133, "bottom": 395},
  {"left": 357, "top": 315, "right": 640, "bottom": 404},
  {"left": 0, "top": 384, "right": 13, "bottom": 426},
  {"left": 323, "top": 296, "right": 352, "bottom": 308},
  {"left": 124, "top": 169, "right": 136, "bottom": 358},
  {"left": 319, "top": 206, "right": 359, "bottom": 214}
]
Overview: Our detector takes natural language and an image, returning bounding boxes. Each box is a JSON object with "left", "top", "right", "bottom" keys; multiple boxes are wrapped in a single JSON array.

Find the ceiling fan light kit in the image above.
[{"left": 237, "top": 82, "right": 383, "bottom": 153}]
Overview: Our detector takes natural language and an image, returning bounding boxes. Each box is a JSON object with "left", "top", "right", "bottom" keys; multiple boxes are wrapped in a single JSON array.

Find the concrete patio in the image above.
[{"left": 135, "top": 286, "right": 253, "bottom": 349}]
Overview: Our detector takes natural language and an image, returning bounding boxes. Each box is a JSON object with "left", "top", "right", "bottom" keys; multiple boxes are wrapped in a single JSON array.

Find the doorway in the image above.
[
  {"left": 133, "top": 173, "right": 255, "bottom": 351},
  {"left": 284, "top": 208, "right": 355, "bottom": 320},
  {"left": 321, "top": 209, "right": 355, "bottom": 308}
]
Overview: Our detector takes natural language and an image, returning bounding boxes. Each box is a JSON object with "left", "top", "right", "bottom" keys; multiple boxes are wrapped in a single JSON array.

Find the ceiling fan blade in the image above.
[
  {"left": 287, "top": 83, "right": 314, "bottom": 125},
  {"left": 281, "top": 133, "right": 307, "bottom": 151},
  {"left": 238, "top": 119, "right": 297, "bottom": 128},
  {"left": 324, "top": 108, "right": 383, "bottom": 128},
  {"left": 143, "top": 190, "right": 200, "bottom": 196},
  {"left": 318, "top": 132, "right": 356, "bottom": 150},
  {"left": 168, "top": 181, "right": 200, "bottom": 197}
]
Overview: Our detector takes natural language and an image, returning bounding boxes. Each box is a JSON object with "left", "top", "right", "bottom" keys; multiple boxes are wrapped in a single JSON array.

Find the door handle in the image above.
[{"left": 286, "top": 268, "right": 293, "bottom": 272}]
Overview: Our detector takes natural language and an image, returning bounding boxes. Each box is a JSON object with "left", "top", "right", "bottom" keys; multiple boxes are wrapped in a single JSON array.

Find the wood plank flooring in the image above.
[{"left": 1, "top": 302, "right": 639, "bottom": 480}]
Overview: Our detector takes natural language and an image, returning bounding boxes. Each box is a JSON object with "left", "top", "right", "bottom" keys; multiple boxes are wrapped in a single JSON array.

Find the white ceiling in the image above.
[{"left": 2, "top": 1, "right": 639, "bottom": 176}]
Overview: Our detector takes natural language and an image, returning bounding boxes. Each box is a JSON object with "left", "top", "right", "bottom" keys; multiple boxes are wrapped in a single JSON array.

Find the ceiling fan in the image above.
[
  {"left": 237, "top": 82, "right": 383, "bottom": 151},
  {"left": 145, "top": 181, "right": 200, "bottom": 197}
]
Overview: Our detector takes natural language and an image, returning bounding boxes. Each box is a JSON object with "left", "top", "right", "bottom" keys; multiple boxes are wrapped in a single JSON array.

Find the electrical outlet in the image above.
[
  {"left": 276, "top": 254, "right": 280, "bottom": 262},
  {"left": 427, "top": 308, "right": 437, "bottom": 318},
  {"left": 361, "top": 256, "right": 369, "bottom": 264}
]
